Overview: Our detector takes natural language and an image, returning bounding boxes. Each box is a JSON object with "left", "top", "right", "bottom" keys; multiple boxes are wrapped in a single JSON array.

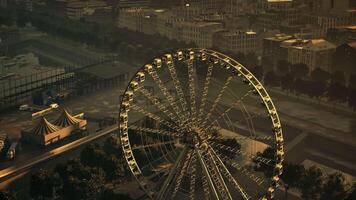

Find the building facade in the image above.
[
  {"left": 282, "top": 39, "right": 336, "bottom": 72},
  {"left": 66, "top": 0, "right": 109, "bottom": 20},
  {"left": 176, "top": 21, "right": 223, "bottom": 48},
  {"left": 213, "top": 30, "right": 260, "bottom": 54}
]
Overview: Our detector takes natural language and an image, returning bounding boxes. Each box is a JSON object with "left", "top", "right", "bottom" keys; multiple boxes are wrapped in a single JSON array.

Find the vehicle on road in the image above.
[
  {"left": 0, "top": 133, "right": 9, "bottom": 153},
  {"left": 19, "top": 104, "right": 30, "bottom": 111},
  {"left": 7, "top": 142, "right": 19, "bottom": 159},
  {"left": 49, "top": 103, "right": 59, "bottom": 109}
]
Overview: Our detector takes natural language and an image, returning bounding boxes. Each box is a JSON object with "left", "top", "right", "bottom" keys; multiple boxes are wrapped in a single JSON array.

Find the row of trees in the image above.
[
  {"left": 215, "top": 47, "right": 355, "bottom": 110},
  {"left": 254, "top": 147, "right": 356, "bottom": 200},
  {"left": 0, "top": 136, "right": 132, "bottom": 200},
  {"left": 263, "top": 61, "right": 356, "bottom": 110},
  {"left": 0, "top": 7, "right": 193, "bottom": 64}
]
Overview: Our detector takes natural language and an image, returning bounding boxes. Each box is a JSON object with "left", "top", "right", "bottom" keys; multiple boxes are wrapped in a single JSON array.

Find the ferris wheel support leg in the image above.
[{"left": 156, "top": 146, "right": 188, "bottom": 200}]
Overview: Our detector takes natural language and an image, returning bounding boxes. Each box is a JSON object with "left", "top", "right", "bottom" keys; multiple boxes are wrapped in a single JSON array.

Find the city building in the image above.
[
  {"left": 262, "top": 0, "right": 293, "bottom": 11},
  {"left": 118, "top": 0, "right": 150, "bottom": 8},
  {"left": 66, "top": 0, "right": 110, "bottom": 20},
  {"left": 0, "top": 53, "right": 74, "bottom": 110},
  {"left": 263, "top": 33, "right": 296, "bottom": 64},
  {"left": 83, "top": 6, "right": 113, "bottom": 25},
  {"left": 282, "top": 39, "right": 336, "bottom": 72},
  {"left": 327, "top": 25, "right": 356, "bottom": 44},
  {"left": 21, "top": 109, "right": 87, "bottom": 146},
  {"left": 118, "top": 8, "right": 158, "bottom": 35},
  {"left": 213, "top": 30, "right": 261, "bottom": 54},
  {"left": 176, "top": 21, "right": 224, "bottom": 48},
  {"left": 304, "top": 10, "right": 356, "bottom": 37},
  {"left": 332, "top": 41, "right": 356, "bottom": 75},
  {"left": 308, "top": 0, "right": 354, "bottom": 14}
]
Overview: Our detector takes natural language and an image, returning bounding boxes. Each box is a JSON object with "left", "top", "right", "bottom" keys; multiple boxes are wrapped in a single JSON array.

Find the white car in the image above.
[
  {"left": 19, "top": 104, "right": 29, "bottom": 111},
  {"left": 49, "top": 103, "right": 59, "bottom": 109}
]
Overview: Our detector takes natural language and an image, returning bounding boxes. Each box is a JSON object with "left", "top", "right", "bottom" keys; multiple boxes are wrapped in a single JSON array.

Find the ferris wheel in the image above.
[{"left": 118, "top": 49, "right": 284, "bottom": 200}]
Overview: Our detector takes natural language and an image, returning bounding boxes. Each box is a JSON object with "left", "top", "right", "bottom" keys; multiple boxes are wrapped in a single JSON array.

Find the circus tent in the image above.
[
  {"left": 31, "top": 117, "right": 61, "bottom": 135},
  {"left": 53, "top": 109, "right": 81, "bottom": 127}
]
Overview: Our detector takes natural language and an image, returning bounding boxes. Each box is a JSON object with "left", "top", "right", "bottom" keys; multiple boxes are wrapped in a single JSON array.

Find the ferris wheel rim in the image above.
[{"left": 118, "top": 48, "right": 284, "bottom": 200}]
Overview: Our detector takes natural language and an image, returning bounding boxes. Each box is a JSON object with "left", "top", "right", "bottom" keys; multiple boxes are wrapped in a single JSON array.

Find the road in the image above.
[{"left": 0, "top": 125, "right": 118, "bottom": 181}]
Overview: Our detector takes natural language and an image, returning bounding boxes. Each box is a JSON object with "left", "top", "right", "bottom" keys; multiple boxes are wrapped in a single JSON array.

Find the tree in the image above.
[
  {"left": 345, "top": 183, "right": 356, "bottom": 200},
  {"left": 309, "top": 80, "right": 326, "bottom": 99},
  {"left": 280, "top": 72, "right": 294, "bottom": 92},
  {"left": 348, "top": 74, "right": 356, "bottom": 90},
  {"left": 80, "top": 144, "right": 106, "bottom": 167},
  {"left": 330, "top": 71, "right": 346, "bottom": 86},
  {"left": 280, "top": 162, "right": 305, "bottom": 199},
  {"left": 261, "top": 56, "right": 274, "bottom": 72},
  {"left": 327, "top": 83, "right": 348, "bottom": 102},
  {"left": 30, "top": 169, "right": 55, "bottom": 199},
  {"left": 102, "top": 154, "right": 121, "bottom": 180},
  {"left": 245, "top": 52, "right": 258, "bottom": 67},
  {"left": 253, "top": 147, "right": 276, "bottom": 178},
  {"left": 61, "top": 165, "right": 106, "bottom": 200},
  {"left": 311, "top": 68, "right": 331, "bottom": 83},
  {"left": 100, "top": 187, "right": 133, "bottom": 200},
  {"left": 0, "top": 190, "right": 16, "bottom": 200},
  {"left": 264, "top": 71, "right": 279, "bottom": 87},
  {"left": 291, "top": 63, "right": 309, "bottom": 79},
  {"left": 320, "top": 173, "right": 347, "bottom": 200},
  {"left": 276, "top": 60, "right": 290, "bottom": 76},
  {"left": 299, "top": 166, "right": 323, "bottom": 200},
  {"left": 348, "top": 89, "right": 356, "bottom": 110},
  {"left": 103, "top": 136, "right": 122, "bottom": 158},
  {"left": 250, "top": 65, "right": 264, "bottom": 81},
  {"left": 213, "top": 138, "right": 241, "bottom": 159},
  {"left": 294, "top": 78, "right": 309, "bottom": 96}
]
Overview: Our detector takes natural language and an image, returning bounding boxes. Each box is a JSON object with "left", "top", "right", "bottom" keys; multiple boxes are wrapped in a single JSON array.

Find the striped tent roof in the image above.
[
  {"left": 53, "top": 109, "right": 81, "bottom": 127},
  {"left": 31, "top": 117, "right": 60, "bottom": 135}
]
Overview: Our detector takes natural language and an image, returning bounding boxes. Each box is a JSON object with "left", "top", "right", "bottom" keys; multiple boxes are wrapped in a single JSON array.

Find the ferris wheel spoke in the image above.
[
  {"left": 215, "top": 151, "right": 266, "bottom": 186},
  {"left": 171, "top": 150, "right": 194, "bottom": 199},
  {"left": 189, "top": 153, "right": 197, "bottom": 200},
  {"left": 198, "top": 62, "right": 214, "bottom": 124},
  {"left": 196, "top": 147, "right": 232, "bottom": 200},
  {"left": 208, "top": 145, "right": 251, "bottom": 200},
  {"left": 138, "top": 129, "right": 162, "bottom": 173},
  {"left": 165, "top": 56, "right": 189, "bottom": 118},
  {"left": 141, "top": 148, "right": 178, "bottom": 172},
  {"left": 132, "top": 140, "right": 177, "bottom": 150},
  {"left": 187, "top": 57, "right": 197, "bottom": 123},
  {"left": 148, "top": 67, "right": 190, "bottom": 125},
  {"left": 139, "top": 87, "right": 186, "bottom": 128},
  {"left": 201, "top": 170, "right": 212, "bottom": 200},
  {"left": 156, "top": 146, "right": 188, "bottom": 200},
  {"left": 201, "top": 76, "right": 234, "bottom": 128},
  {"left": 206, "top": 89, "right": 254, "bottom": 131},
  {"left": 209, "top": 141, "right": 274, "bottom": 167},
  {"left": 196, "top": 148, "right": 220, "bottom": 200},
  {"left": 130, "top": 125, "right": 180, "bottom": 139},
  {"left": 131, "top": 104, "right": 183, "bottom": 135}
]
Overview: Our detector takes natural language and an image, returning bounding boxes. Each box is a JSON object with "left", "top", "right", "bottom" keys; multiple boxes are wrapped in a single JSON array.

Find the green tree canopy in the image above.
[
  {"left": 299, "top": 166, "right": 324, "bottom": 200},
  {"left": 311, "top": 68, "right": 331, "bottom": 83},
  {"left": 320, "top": 173, "right": 347, "bottom": 200},
  {"left": 30, "top": 169, "right": 55, "bottom": 199}
]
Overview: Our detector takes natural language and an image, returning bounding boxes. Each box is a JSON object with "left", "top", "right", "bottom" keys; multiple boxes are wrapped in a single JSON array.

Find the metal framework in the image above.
[{"left": 118, "top": 49, "right": 284, "bottom": 200}]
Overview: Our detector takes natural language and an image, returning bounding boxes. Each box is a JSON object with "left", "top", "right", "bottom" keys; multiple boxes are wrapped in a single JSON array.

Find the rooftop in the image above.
[{"left": 282, "top": 39, "right": 336, "bottom": 51}]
